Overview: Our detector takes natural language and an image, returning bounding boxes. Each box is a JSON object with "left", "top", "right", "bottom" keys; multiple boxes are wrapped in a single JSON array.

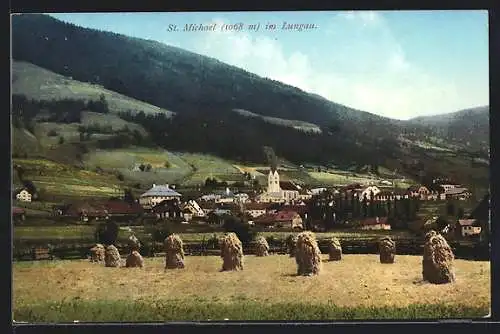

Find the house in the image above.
[
  {"left": 151, "top": 199, "right": 182, "bottom": 220},
  {"left": 310, "top": 187, "right": 327, "bottom": 195},
  {"left": 457, "top": 219, "right": 482, "bottom": 237},
  {"left": 139, "top": 184, "right": 182, "bottom": 209},
  {"left": 182, "top": 208, "right": 194, "bottom": 222},
  {"left": 199, "top": 201, "right": 219, "bottom": 215},
  {"left": 358, "top": 217, "right": 391, "bottom": 230},
  {"left": 103, "top": 199, "right": 143, "bottom": 216},
  {"left": 64, "top": 202, "right": 108, "bottom": 221},
  {"left": 182, "top": 200, "right": 205, "bottom": 218},
  {"left": 254, "top": 210, "right": 303, "bottom": 229},
  {"left": 407, "top": 185, "right": 431, "bottom": 199},
  {"left": 439, "top": 182, "right": 462, "bottom": 192},
  {"left": 244, "top": 202, "right": 270, "bottom": 218},
  {"left": 298, "top": 188, "right": 313, "bottom": 201},
  {"left": 215, "top": 188, "right": 236, "bottom": 204},
  {"left": 12, "top": 207, "right": 26, "bottom": 221},
  {"left": 444, "top": 187, "right": 471, "bottom": 201},
  {"left": 234, "top": 193, "right": 250, "bottom": 203},
  {"left": 14, "top": 188, "right": 33, "bottom": 202},
  {"left": 359, "top": 186, "right": 381, "bottom": 201}
]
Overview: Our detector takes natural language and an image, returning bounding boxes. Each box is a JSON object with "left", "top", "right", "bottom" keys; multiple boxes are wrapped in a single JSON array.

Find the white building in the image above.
[
  {"left": 359, "top": 185, "right": 381, "bottom": 201},
  {"left": 139, "top": 184, "right": 182, "bottom": 209},
  {"left": 15, "top": 189, "right": 32, "bottom": 202}
]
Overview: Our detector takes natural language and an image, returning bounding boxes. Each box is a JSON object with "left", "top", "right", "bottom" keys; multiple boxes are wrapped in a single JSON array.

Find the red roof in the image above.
[
  {"left": 360, "top": 217, "right": 389, "bottom": 226},
  {"left": 12, "top": 207, "right": 25, "bottom": 215},
  {"left": 103, "top": 200, "right": 143, "bottom": 214}
]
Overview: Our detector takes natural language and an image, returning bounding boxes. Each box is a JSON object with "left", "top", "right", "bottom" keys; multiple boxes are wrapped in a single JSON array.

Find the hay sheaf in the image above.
[
  {"left": 327, "top": 237, "right": 342, "bottom": 261},
  {"left": 255, "top": 236, "right": 269, "bottom": 257},
  {"left": 164, "top": 234, "right": 185, "bottom": 269},
  {"left": 220, "top": 232, "right": 244, "bottom": 271},
  {"left": 422, "top": 230, "right": 455, "bottom": 284},
  {"left": 104, "top": 245, "right": 122, "bottom": 267},
  {"left": 286, "top": 234, "right": 298, "bottom": 258},
  {"left": 125, "top": 250, "right": 144, "bottom": 268},
  {"left": 128, "top": 234, "right": 141, "bottom": 251},
  {"left": 379, "top": 237, "right": 396, "bottom": 264},
  {"left": 295, "top": 231, "right": 322, "bottom": 276},
  {"left": 89, "top": 243, "right": 105, "bottom": 263}
]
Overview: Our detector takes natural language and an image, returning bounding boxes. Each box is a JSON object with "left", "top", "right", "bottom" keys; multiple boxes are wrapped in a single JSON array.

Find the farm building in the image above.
[
  {"left": 14, "top": 188, "right": 33, "bottom": 202},
  {"left": 151, "top": 199, "right": 182, "bottom": 220},
  {"left": 103, "top": 199, "right": 143, "bottom": 216},
  {"left": 359, "top": 185, "right": 381, "bottom": 201},
  {"left": 253, "top": 210, "right": 303, "bottom": 229},
  {"left": 12, "top": 206, "right": 26, "bottom": 221},
  {"left": 199, "top": 201, "right": 218, "bottom": 215},
  {"left": 139, "top": 184, "right": 182, "bottom": 209},
  {"left": 244, "top": 202, "right": 270, "bottom": 218},
  {"left": 407, "top": 185, "right": 431, "bottom": 199},
  {"left": 64, "top": 202, "right": 108, "bottom": 221},
  {"left": 182, "top": 200, "right": 205, "bottom": 218},
  {"left": 457, "top": 219, "right": 482, "bottom": 237},
  {"left": 444, "top": 187, "right": 471, "bottom": 201},
  {"left": 358, "top": 217, "right": 391, "bottom": 230}
]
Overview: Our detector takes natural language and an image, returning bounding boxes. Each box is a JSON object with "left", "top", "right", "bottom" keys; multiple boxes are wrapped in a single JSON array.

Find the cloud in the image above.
[{"left": 189, "top": 14, "right": 484, "bottom": 120}]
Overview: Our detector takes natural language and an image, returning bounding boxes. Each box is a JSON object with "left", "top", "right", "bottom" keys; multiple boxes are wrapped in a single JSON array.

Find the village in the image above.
[{"left": 12, "top": 166, "right": 488, "bottom": 242}]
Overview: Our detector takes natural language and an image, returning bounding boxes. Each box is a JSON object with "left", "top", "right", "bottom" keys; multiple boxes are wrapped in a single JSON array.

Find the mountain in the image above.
[
  {"left": 10, "top": 14, "right": 490, "bottom": 195},
  {"left": 403, "top": 106, "right": 489, "bottom": 156}
]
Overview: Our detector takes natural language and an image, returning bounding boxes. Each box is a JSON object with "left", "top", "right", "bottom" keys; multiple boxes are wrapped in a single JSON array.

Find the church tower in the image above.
[{"left": 267, "top": 168, "right": 281, "bottom": 193}]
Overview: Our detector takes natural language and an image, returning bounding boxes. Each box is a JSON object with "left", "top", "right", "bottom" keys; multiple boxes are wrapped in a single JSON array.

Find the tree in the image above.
[
  {"left": 95, "top": 221, "right": 119, "bottom": 245},
  {"left": 58, "top": 136, "right": 65, "bottom": 144},
  {"left": 223, "top": 216, "right": 256, "bottom": 245},
  {"left": 124, "top": 188, "right": 135, "bottom": 203},
  {"left": 139, "top": 164, "right": 145, "bottom": 172},
  {"left": 145, "top": 164, "right": 152, "bottom": 172}
]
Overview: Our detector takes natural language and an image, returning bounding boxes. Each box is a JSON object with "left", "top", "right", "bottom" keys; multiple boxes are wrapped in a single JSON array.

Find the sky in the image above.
[{"left": 49, "top": 11, "right": 489, "bottom": 120}]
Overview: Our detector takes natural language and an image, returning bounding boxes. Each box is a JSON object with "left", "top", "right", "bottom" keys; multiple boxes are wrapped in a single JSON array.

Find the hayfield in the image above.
[
  {"left": 12, "top": 60, "right": 174, "bottom": 117},
  {"left": 13, "top": 158, "right": 123, "bottom": 198},
  {"left": 176, "top": 153, "right": 244, "bottom": 186},
  {"left": 12, "top": 255, "right": 490, "bottom": 321},
  {"left": 83, "top": 148, "right": 192, "bottom": 185}
]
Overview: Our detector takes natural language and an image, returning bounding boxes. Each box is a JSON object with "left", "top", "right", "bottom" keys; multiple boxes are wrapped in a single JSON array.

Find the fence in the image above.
[{"left": 12, "top": 238, "right": 489, "bottom": 261}]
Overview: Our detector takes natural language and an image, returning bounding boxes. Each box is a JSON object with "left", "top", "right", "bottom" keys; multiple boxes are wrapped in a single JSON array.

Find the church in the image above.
[{"left": 256, "top": 168, "right": 303, "bottom": 203}]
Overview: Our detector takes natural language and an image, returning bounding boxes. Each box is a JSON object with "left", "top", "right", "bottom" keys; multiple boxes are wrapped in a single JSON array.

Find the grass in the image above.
[
  {"left": 12, "top": 60, "right": 174, "bottom": 117},
  {"left": 13, "top": 158, "right": 124, "bottom": 198},
  {"left": 13, "top": 226, "right": 414, "bottom": 243},
  {"left": 12, "top": 255, "right": 490, "bottom": 321},
  {"left": 177, "top": 153, "right": 244, "bottom": 186}
]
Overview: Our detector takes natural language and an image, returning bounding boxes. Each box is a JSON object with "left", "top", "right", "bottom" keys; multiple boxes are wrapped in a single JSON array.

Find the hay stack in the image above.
[
  {"left": 220, "top": 232, "right": 244, "bottom": 271},
  {"left": 125, "top": 250, "right": 144, "bottom": 268},
  {"left": 104, "top": 245, "right": 122, "bottom": 267},
  {"left": 295, "top": 231, "right": 322, "bottom": 276},
  {"left": 286, "top": 234, "right": 298, "bottom": 257},
  {"left": 128, "top": 234, "right": 141, "bottom": 251},
  {"left": 255, "top": 236, "right": 269, "bottom": 257},
  {"left": 89, "top": 243, "right": 105, "bottom": 263},
  {"left": 164, "top": 234, "right": 185, "bottom": 269},
  {"left": 379, "top": 237, "right": 396, "bottom": 263},
  {"left": 422, "top": 230, "right": 455, "bottom": 284},
  {"left": 327, "top": 237, "right": 342, "bottom": 261}
]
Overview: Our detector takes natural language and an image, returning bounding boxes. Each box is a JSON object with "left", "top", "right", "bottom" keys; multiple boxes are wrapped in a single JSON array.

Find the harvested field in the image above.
[{"left": 13, "top": 255, "right": 490, "bottom": 321}]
